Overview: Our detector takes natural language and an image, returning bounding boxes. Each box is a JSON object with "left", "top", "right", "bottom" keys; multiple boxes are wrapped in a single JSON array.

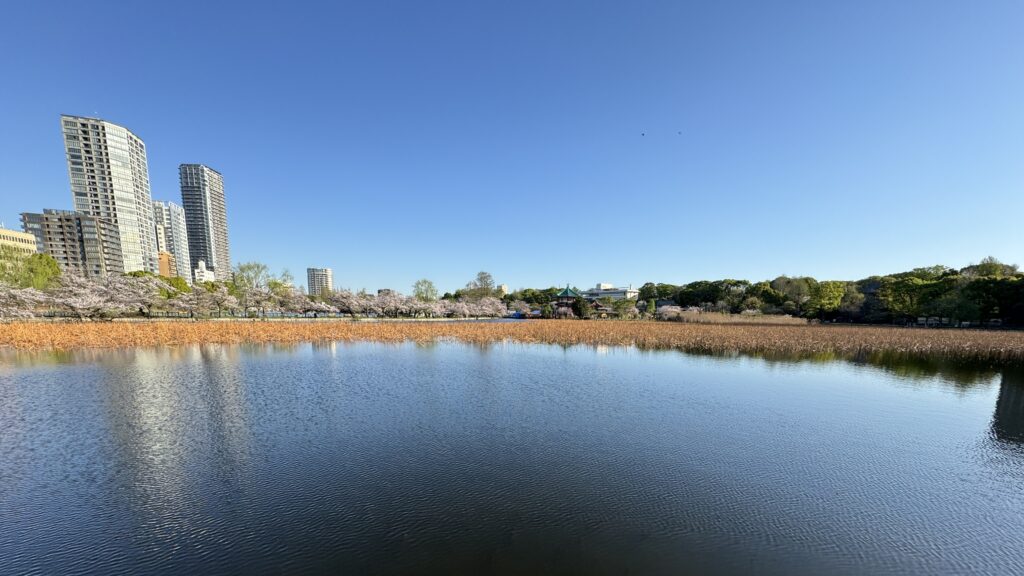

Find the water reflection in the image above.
[
  {"left": 2, "top": 342, "right": 1024, "bottom": 574},
  {"left": 91, "top": 346, "right": 252, "bottom": 551},
  {"left": 993, "top": 368, "right": 1024, "bottom": 446}
]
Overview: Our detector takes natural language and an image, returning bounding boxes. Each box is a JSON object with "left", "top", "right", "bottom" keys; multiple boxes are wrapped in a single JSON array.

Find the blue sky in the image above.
[{"left": 1, "top": 1, "right": 1022, "bottom": 293}]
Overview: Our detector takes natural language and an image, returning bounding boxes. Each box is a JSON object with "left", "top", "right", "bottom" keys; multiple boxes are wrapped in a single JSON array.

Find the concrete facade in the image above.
[
  {"left": 21, "top": 209, "right": 123, "bottom": 278},
  {"left": 0, "top": 227, "right": 38, "bottom": 258},
  {"left": 61, "top": 115, "right": 158, "bottom": 273},
  {"left": 180, "top": 164, "right": 230, "bottom": 282},
  {"left": 153, "top": 200, "right": 192, "bottom": 283},
  {"left": 307, "top": 268, "right": 334, "bottom": 296}
]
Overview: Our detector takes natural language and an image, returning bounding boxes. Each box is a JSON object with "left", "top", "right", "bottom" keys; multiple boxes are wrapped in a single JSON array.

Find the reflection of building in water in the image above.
[
  {"left": 992, "top": 368, "right": 1024, "bottom": 445},
  {"left": 312, "top": 340, "right": 338, "bottom": 357},
  {"left": 100, "top": 345, "right": 251, "bottom": 540}
]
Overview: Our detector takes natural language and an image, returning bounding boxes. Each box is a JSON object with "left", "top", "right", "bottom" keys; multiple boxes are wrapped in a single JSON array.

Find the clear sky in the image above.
[{"left": 1, "top": 1, "right": 1022, "bottom": 294}]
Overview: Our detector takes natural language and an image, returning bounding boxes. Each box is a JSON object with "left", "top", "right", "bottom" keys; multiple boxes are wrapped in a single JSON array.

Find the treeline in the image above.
[{"left": 504, "top": 257, "right": 1024, "bottom": 326}]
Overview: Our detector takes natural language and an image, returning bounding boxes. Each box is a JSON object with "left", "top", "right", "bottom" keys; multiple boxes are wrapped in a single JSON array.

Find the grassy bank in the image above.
[{"left": 2, "top": 320, "right": 1024, "bottom": 364}]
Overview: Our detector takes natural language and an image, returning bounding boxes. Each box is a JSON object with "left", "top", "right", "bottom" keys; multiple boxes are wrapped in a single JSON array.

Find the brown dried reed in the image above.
[{"left": 2, "top": 319, "right": 1024, "bottom": 364}]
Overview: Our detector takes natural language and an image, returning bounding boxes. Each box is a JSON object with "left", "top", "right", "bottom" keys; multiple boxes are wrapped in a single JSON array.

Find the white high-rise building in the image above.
[
  {"left": 153, "top": 200, "right": 192, "bottom": 283},
  {"left": 61, "top": 115, "right": 159, "bottom": 273},
  {"left": 180, "top": 164, "right": 231, "bottom": 282},
  {"left": 307, "top": 268, "right": 333, "bottom": 297}
]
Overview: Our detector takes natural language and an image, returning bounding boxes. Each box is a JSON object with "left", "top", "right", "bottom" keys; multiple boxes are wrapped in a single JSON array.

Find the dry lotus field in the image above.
[{"left": 2, "top": 320, "right": 1024, "bottom": 364}]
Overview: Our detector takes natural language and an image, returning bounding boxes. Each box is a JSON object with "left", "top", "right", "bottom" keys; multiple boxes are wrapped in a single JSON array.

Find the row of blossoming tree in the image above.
[{"left": 0, "top": 260, "right": 511, "bottom": 321}]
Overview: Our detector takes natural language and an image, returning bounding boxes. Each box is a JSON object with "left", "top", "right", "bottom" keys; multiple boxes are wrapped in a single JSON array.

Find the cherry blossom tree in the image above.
[
  {"left": 554, "top": 307, "right": 576, "bottom": 319},
  {"left": 278, "top": 285, "right": 337, "bottom": 316},
  {"left": 168, "top": 288, "right": 204, "bottom": 318},
  {"left": 247, "top": 287, "right": 278, "bottom": 317},
  {"left": 656, "top": 305, "right": 684, "bottom": 321},
  {"left": 0, "top": 284, "right": 47, "bottom": 319},
  {"left": 329, "top": 290, "right": 374, "bottom": 317},
  {"left": 206, "top": 285, "right": 239, "bottom": 317},
  {"left": 110, "top": 274, "right": 173, "bottom": 317},
  {"left": 48, "top": 275, "right": 112, "bottom": 320}
]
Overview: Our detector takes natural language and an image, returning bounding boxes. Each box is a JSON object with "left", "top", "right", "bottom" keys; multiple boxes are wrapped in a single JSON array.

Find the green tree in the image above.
[
  {"left": 0, "top": 247, "right": 61, "bottom": 289},
  {"left": 19, "top": 253, "right": 61, "bottom": 289},
  {"left": 572, "top": 297, "right": 592, "bottom": 319},
  {"left": 746, "top": 281, "right": 786, "bottom": 307},
  {"left": 541, "top": 303, "right": 554, "bottom": 319},
  {"left": 805, "top": 281, "right": 845, "bottom": 318},
  {"left": 740, "top": 296, "right": 762, "bottom": 311},
  {"left": 878, "top": 276, "right": 930, "bottom": 320},
  {"left": 676, "top": 281, "right": 719, "bottom": 307},
  {"left": 838, "top": 284, "right": 865, "bottom": 318},
  {"left": 462, "top": 271, "right": 497, "bottom": 300},
  {"left": 612, "top": 298, "right": 638, "bottom": 317},
  {"left": 655, "top": 283, "right": 679, "bottom": 301},
  {"left": 961, "top": 256, "right": 1017, "bottom": 279},
  {"left": 413, "top": 278, "right": 439, "bottom": 301},
  {"left": 771, "top": 276, "right": 817, "bottom": 316},
  {"left": 638, "top": 282, "right": 658, "bottom": 302},
  {"left": 233, "top": 262, "right": 272, "bottom": 315}
]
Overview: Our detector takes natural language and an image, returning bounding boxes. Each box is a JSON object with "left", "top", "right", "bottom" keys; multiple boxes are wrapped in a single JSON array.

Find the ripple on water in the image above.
[{"left": 0, "top": 342, "right": 1022, "bottom": 575}]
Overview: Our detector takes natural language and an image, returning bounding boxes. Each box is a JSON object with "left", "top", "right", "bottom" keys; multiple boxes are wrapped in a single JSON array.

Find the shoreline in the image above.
[{"left": 2, "top": 319, "right": 1024, "bottom": 364}]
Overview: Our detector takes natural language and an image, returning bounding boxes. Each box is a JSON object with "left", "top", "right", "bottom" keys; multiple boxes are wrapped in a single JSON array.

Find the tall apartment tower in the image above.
[
  {"left": 152, "top": 200, "right": 192, "bottom": 283},
  {"left": 179, "top": 164, "right": 230, "bottom": 281},
  {"left": 306, "top": 268, "right": 334, "bottom": 296},
  {"left": 60, "top": 115, "right": 159, "bottom": 273},
  {"left": 21, "top": 210, "right": 124, "bottom": 278}
]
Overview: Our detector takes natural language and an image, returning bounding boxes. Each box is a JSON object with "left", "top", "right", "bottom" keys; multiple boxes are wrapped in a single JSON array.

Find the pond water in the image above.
[{"left": 1, "top": 342, "right": 1022, "bottom": 575}]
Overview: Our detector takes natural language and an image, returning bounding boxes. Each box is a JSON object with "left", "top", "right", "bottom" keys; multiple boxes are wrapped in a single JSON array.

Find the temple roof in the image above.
[{"left": 555, "top": 285, "right": 580, "bottom": 298}]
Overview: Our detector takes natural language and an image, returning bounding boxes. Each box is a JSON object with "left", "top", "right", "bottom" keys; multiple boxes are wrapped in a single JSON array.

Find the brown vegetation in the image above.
[
  {"left": 2, "top": 320, "right": 1024, "bottom": 364},
  {"left": 661, "top": 311, "right": 808, "bottom": 325}
]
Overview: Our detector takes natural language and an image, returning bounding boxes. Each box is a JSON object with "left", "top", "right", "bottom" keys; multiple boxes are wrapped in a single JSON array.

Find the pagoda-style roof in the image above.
[{"left": 555, "top": 285, "right": 580, "bottom": 298}]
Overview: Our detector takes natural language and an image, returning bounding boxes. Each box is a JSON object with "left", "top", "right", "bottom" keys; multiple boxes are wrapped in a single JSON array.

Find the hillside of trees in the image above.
[{"left": 502, "top": 257, "right": 1024, "bottom": 327}]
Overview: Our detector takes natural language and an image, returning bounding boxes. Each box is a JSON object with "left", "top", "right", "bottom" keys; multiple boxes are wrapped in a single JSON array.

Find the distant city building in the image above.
[
  {"left": 180, "top": 164, "right": 230, "bottom": 281},
  {"left": 377, "top": 288, "right": 395, "bottom": 297},
  {"left": 498, "top": 284, "right": 509, "bottom": 296},
  {"left": 0, "top": 227, "right": 37, "bottom": 258},
  {"left": 152, "top": 200, "right": 192, "bottom": 283},
  {"left": 306, "top": 268, "right": 333, "bottom": 296},
  {"left": 61, "top": 115, "right": 159, "bottom": 274},
  {"left": 193, "top": 260, "right": 216, "bottom": 283},
  {"left": 581, "top": 283, "right": 639, "bottom": 301},
  {"left": 21, "top": 209, "right": 123, "bottom": 278},
  {"left": 157, "top": 251, "right": 177, "bottom": 278}
]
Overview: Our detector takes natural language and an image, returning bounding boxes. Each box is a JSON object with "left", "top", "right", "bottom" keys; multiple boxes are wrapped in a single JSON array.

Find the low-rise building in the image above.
[
  {"left": 0, "top": 227, "right": 37, "bottom": 258},
  {"left": 21, "top": 210, "right": 123, "bottom": 278},
  {"left": 581, "top": 283, "right": 639, "bottom": 301},
  {"left": 194, "top": 260, "right": 216, "bottom": 283}
]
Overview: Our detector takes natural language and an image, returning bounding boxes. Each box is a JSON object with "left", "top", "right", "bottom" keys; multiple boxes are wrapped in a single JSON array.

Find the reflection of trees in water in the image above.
[
  {"left": 656, "top": 347, "right": 1005, "bottom": 387},
  {"left": 992, "top": 368, "right": 1024, "bottom": 446}
]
